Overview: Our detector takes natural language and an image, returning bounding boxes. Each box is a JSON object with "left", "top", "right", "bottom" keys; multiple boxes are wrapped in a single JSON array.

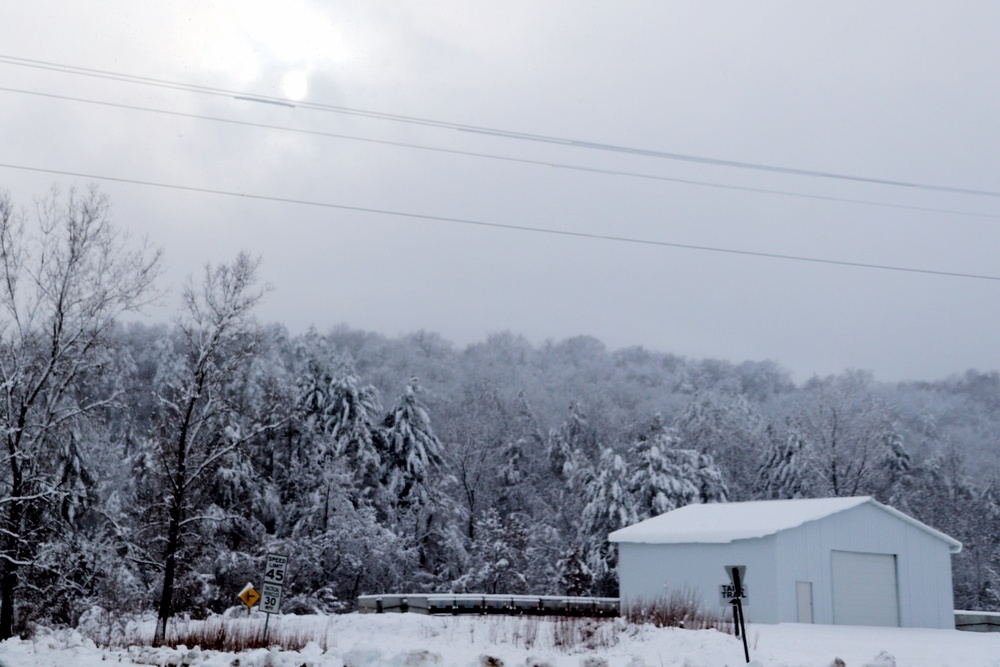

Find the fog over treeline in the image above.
[{"left": 1, "top": 187, "right": 998, "bottom": 640}]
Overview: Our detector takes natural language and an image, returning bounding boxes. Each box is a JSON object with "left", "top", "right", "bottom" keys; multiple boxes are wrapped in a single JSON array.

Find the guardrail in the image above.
[
  {"left": 955, "top": 610, "right": 1000, "bottom": 632},
  {"left": 357, "top": 594, "right": 620, "bottom": 617}
]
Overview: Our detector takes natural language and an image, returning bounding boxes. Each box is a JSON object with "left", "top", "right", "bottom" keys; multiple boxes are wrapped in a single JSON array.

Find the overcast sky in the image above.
[{"left": 1, "top": 1, "right": 998, "bottom": 383}]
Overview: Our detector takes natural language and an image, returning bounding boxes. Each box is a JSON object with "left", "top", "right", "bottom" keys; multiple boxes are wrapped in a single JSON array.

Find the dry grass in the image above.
[
  {"left": 551, "top": 616, "right": 624, "bottom": 650},
  {"left": 80, "top": 610, "right": 328, "bottom": 652},
  {"left": 156, "top": 616, "right": 324, "bottom": 652},
  {"left": 444, "top": 615, "right": 627, "bottom": 653},
  {"left": 79, "top": 591, "right": 728, "bottom": 657},
  {"left": 622, "top": 590, "right": 733, "bottom": 633}
]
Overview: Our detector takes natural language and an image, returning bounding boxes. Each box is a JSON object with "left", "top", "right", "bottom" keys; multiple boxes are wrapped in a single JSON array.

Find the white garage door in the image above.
[{"left": 831, "top": 551, "right": 899, "bottom": 627}]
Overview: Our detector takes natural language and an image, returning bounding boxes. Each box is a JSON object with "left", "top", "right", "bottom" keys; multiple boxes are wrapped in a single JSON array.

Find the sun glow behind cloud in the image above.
[
  {"left": 204, "top": 0, "right": 355, "bottom": 99},
  {"left": 281, "top": 71, "right": 310, "bottom": 100}
]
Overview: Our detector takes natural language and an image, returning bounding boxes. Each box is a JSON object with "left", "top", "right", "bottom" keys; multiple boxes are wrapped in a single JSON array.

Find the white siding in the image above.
[
  {"left": 617, "top": 536, "right": 779, "bottom": 623},
  {"left": 774, "top": 503, "right": 955, "bottom": 628},
  {"left": 617, "top": 501, "right": 957, "bottom": 629}
]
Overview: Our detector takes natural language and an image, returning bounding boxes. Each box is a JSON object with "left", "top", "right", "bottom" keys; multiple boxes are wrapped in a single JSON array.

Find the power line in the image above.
[
  {"left": 2, "top": 85, "right": 998, "bottom": 222},
  {"left": 2, "top": 53, "right": 999, "bottom": 199},
  {"left": 1, "top": 160, "right": 997, "bottom": 282}
]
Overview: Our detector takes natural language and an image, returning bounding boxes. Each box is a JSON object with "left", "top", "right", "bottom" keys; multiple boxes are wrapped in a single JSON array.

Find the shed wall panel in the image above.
[
  {"left": 617, "top": 537, "right": 779, "bottom": 623},
  {"left": 774, "top": 504, "right": 955, "bottom": 628}
]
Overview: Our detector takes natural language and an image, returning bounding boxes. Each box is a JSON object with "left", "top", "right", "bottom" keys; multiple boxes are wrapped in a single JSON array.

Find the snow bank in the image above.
[{"left": 0, "top": 613, "right": 996, "bottom": 667}]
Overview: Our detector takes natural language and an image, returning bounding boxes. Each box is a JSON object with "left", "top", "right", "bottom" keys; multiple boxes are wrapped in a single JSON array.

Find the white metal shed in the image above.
[{"left": 609, "top": 497, "right": 962, "bottom": 629}]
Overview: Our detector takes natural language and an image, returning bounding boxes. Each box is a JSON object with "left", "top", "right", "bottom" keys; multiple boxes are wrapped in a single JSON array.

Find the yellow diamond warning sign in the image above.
[{"left": 238, "top": 582, "right": 261, "bottom": 608}]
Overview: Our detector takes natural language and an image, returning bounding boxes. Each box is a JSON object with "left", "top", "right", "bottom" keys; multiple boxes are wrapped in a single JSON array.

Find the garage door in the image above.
[{"left": 831, "top": 551, "right": 899, "bottom": 627}]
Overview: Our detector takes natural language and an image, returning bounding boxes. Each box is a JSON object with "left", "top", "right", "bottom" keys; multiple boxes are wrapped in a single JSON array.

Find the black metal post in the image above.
[
  {"left": 732, "top": 599, "right": 740, "bottom": 637},
  {"left": 731, "top": 569, "right": 750, "bottom": 663}
]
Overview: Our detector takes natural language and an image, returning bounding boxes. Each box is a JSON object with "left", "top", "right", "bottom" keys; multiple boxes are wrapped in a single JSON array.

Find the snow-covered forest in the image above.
[{"left": 2, "top": 187, "right": 1000, "bottom": 639}]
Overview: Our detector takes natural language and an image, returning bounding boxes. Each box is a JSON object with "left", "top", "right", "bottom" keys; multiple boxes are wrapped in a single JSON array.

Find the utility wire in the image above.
[
  {"left": 1, "top": 160, "right": 997, "bottom": 282},
  {"left": 2, "top": 53, "right": 999, "bottom": 199},
  {"left": 2, "top": 86, "right": 997, "bottom": 222}
]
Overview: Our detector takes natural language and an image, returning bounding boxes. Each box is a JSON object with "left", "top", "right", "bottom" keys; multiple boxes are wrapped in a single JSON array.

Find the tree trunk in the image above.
[
  {"left": 155, "top": 406, "right": 191, "bottom": 645},
  {"left": 0, "top": 440, "right": 24, "bottom": 640},
  {"left": 154, "top": 490, "right": 183, "bottom": 645},
  {"left": 0, "top": 504, "right": 20, "bottom": 640},
  {"left": 0, "top": 565, "right": 16, "bottom": 640}
]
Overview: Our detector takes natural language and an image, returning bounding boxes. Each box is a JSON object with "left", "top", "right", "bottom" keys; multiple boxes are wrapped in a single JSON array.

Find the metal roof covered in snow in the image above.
[{"left": 608, "top": 496, "right": 962, "bottom": 552}]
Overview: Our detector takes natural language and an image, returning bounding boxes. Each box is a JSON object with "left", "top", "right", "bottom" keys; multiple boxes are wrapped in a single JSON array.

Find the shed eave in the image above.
[{"left": 867, "top": 498, "right": 963, "bottom": 553}]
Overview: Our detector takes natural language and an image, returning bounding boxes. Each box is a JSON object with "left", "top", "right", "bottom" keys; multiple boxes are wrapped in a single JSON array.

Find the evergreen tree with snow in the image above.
[
  {"left": 875, "top": 428, "right": 912, "bottom": 504},
  {"left": 556, "top": 546, "right": 594, "bottom": 597},
  {"left": 495, "top": 391, "right": 545, "bottom": 517},
  {"left": 629, "top": 415, "right": 729, "bottom": 521},
  {"left": 579, "top": 448, "right": 636, "bottom": 589},
  {"left": 674, "top": 392, "right": 767, "bottom": 500},
  {"left": 694, "top": 450, "right": 729, "bottom": 504},
  {"left": 546, "top": 401, "right": 594, "bottom": 481},
  {"left": 326, "top": 374, "right": 383, "bottom": 494},
  {"left": 293, "top": 338, "right": 388, "bottom": 513},
  {"left": 452, "top": 507, "right": 528, "bottom": 594},
  {"left": 376, "top": 378, "right": 444, "bottom": 509},
  {"left": 629, "top": 414, "right": 695, "bottom": 519},
  {"left": 375, "top": 378, "right": 446, "bottom": 575}
]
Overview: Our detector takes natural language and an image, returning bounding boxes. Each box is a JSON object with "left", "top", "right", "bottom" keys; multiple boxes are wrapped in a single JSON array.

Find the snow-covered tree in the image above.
[
  {"left": 452, "top": 508, "right": 528, "bottom": 594},
  {"left": 674, "top": 392, "right": 767, "bottom": 500},
  {"left": 579, "top": 448, "right": 636, "bottom": 589},
  {"left": 0, "top": 187, "right": 160, "bottom": 638},
  {"left": 444, "top": 380, "right": 509, "bottom": 540},
  {"left": 795, "top": 371, "right": 912, "bottom": 498},
  {"left": 276, "top": 457, "right": 413, "bottom": 612},
  {"left": 296, "top": 357, "right": 382, "bottom": 486},
  {"left": 629, "top": 415, "right": 694, "bottom": 519},
  {"left": 143, "top": 253, "right": 273, "bottom": 643},
  {"left": 693, "top": 450, "right": 729, "bottom": 504},
  {"left": 754, "top": 426, "right": 811, "bottom": 499},
  {"left": 557, "top": 546, "right": 595, "bottom": 596},
  {"left": 546, "top": 401, "right": 595, "bottom": 481},
  {"left": 376, "top": 378, "right": 444, "bottom": 509},
  {"left": 905, "top": 449, "right": 997, "bottom": 611},
  {"left": 629, "top": 415, "right": 729, "bottom": 520},
  {"left": 327, "top": 375, "right": 382, "bottom": 479},
  {"left": 495, "top": 391, "right": 545, "bottom": 517}
]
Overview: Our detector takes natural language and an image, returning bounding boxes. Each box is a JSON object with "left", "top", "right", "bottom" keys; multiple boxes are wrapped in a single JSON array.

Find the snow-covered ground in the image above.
[{"left": 0, "top": 612, "right": 997, "bottom": 667}]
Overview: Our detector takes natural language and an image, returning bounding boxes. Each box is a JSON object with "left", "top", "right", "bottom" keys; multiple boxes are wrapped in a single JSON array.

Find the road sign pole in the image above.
[
  {"left": 732, "top": 568, "right": 750, "bottom": 664},
  {"left": 260, "top": 553, "right": 289, "bottom": 647}
]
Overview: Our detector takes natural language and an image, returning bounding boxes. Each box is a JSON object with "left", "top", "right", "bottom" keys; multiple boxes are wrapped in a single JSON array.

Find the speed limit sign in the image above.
[
  {"left": 260, "top": 582, "right": 283, "bottom": 614},
  {"left": 261, "top": 553, "right": 288, "bottom": 614},
  {"left": 264, "top": 553, "right": 287, "bottom": 586}
]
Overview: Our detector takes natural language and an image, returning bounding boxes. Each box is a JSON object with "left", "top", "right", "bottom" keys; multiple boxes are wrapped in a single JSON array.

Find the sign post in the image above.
[
  {"left": 261, "top": 553, "right": 289, "bottom": 644},
  {"left": 725, "top": 565, "right": 750, "bottom": 664}
]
